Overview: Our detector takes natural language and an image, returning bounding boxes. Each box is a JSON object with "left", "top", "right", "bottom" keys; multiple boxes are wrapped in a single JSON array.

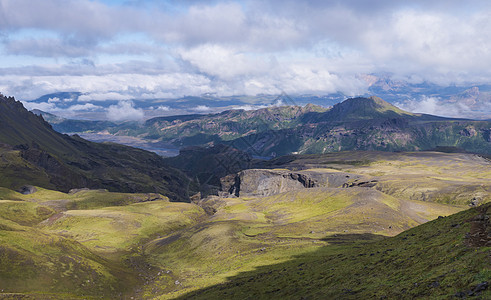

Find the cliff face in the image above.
[{"left": 221, "top": 169, "right": 365, "bottom": 197}]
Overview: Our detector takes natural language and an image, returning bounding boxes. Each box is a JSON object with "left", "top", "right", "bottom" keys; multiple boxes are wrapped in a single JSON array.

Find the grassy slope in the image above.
[
  {"left": 177, "top": 203, "right": 491, "bottom": 299},
  {"left": 0, "top": 188, "right": 206, "bottom": 299},
  {"left": 0, "top": 151, "right": 489, "bottom": 299},
  {"left": 0, "top": 146, "right": 55, "bottom": 190},
  {"left": 0, "top": 202, "right": 131, "bottom": 298},
  {"left": 259, "top": 151, "right": 491, "bottom": 205},
  {"left": 143, "top": 186, "right": 464, "bottom": 299}
]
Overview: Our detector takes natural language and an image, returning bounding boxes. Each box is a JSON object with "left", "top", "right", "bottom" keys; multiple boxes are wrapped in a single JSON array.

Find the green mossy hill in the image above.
[
  {"left": 176, "top": 203, "right": 491, "bottom": 300},
  {"left": 138, "top": 182, "right": 463, "bottom": 298},
  {"left": 0, "top": 200, "right": 133, "bottom": 298},
  {"left": 0, "top": 187, "right": 206, "bottom": 299},
  {"left": 0, "top": 94, "right": 195, "bottom": 201},
  {"left": 172, "top": 149, "right": 490, "bottom": 206},
  {"left": 0, "top": 150, "right": 489, "bottom": 299}
]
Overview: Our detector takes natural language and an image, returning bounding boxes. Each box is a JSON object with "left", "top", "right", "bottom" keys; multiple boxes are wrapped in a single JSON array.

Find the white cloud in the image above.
[
  {"left": 0, "top": 73, "right": 213, "bottom": 100},
  {"left": 193, "top": 105, "right": 211, "bottom": 112},
  {"left": 234, "top": 104, "right": 268, "bottom": 111},
  {"left": 178, "top": 44, "right": 269, "bottom": 79},
  {"left": 47, "top": 97, "right": 60, "bottom": 103},
  {"left": 22, "top": 101, "right": 57, "bottom": 112},
  {"left": 395, "top": 96, "right": 473, "bottom": 118},
  {"left": 2, "top": 0, "right": 491, "bottom": 108},
  {"left": 79, "top": 92, "right": 133, "bottom": 102},
  {"left": 67, "top": 103, "right": 101, "bottom": 111},
  {"left": 106, "top": 101, "right": 144, "bottom": 121}
]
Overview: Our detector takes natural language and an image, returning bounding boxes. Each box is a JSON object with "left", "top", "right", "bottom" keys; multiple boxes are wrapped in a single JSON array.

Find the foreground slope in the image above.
[
  {"left": 0, "top": 94, "right": 194, "bottom": 201},
  {"left": 177, "top": 203, "right": 491, "bottom": 299},
  {"left": 0, "top": 187, "right": 206, "bottom": 299},
  {"left": 0, "top": 150, "right": 489, "bottom": 299},
  {"left": 138, "top": 187, "right": 464, "bottom": 299}
]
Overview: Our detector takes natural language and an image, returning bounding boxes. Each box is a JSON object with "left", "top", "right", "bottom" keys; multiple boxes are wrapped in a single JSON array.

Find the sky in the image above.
[{"left": 1, "top": 0, "right": 491, "bottom": 117}]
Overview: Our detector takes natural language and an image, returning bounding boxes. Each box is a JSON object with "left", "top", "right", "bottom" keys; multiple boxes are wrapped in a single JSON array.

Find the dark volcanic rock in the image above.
[
  {"left": 342, "top": 180, "right": 378, "bottom": 188},
  {"left": 17, "top": 185, "right": 38, "bottom": 195}
]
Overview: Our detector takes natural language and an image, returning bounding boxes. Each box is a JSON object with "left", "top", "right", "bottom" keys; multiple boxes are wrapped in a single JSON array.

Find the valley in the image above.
[
  {"left": 0, "top": 94, "right": 489, "bottom": 299},
  {"left": 1, "top": 150, "right": 489, "bottom": 299},
  {"left": 3, "top": 1, "right": 491, "bottom": 299}
]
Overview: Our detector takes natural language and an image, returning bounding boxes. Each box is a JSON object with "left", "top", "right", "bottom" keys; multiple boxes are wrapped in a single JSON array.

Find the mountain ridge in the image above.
[
  {"left": 33, "top": 96, "right": 491, "bottom": 157},
  {"left": 0, "top": 94, "right": 195, "bottom": 201}
]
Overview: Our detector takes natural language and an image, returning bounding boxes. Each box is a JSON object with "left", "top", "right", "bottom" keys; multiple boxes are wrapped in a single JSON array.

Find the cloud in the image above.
[
  {"left": 79, "top": 92, "right": 134, "bottom": 102},
  {"left": 4, "top": 37, "right": 92, "bottom": 57},
  {"left": 67, "top": 103, "right": 101, "bottom": 111},
  {"left": 193, "top": 105, "right": 211, "bottom": 112},
  {"left": 395, "top": 96, "right": 474, "bottom": 118},
  {"left": 0, "top": 0, "right": 134, "bottom": 39},
  {"left": 3, "top": 0, "right": 491, "bottom": 105},
  {"left": 22, "top": 101, "right": 57, "bottom": 112},
  {"left": 0, "top": 73, "right": 213, "bottom": 100},
  {"left": 106, "top": 100, "right": 144, "bottom": 121},
  {"left": 234, "top": 104, "right": 268, "bottom": 111}
]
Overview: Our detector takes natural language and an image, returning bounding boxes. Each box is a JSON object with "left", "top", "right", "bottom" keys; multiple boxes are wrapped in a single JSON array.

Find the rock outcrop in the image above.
[{"left": 221, "top": 169, "right": 366, "bottom": 197}]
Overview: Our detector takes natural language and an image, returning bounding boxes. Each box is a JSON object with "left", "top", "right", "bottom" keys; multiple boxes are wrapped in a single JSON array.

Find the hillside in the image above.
[
  {"left": 0, "top": 150, "right": 489, "bottom": 299},
  {"left": 39, "top": 96, "right": 491, "bottom": 157},
  {"left": 0, "top": 188, "right": 206, "bottom": 298},
  {"left": 177, "top": 203, "right": 490, "bottom": 299},
  {"left": 0, "top": 94, "right": 195, "bottom": 201}
]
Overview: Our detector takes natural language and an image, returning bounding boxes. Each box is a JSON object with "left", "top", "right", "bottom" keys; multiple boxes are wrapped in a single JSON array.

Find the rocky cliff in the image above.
[{"left": 221, "top": 169, "right": 365, "bottom": 197}]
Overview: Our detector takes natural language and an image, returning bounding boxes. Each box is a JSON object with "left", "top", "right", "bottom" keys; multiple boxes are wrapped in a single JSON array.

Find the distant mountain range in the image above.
[
  {"left": 22, "top": 77, "right": 491, "bottom": 120},
  {"left": 35, "top": 96, "right": 491, "bottom": 157}
]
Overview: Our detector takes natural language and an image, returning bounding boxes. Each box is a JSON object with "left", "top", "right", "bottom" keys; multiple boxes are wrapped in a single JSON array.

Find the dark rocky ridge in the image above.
[{"left": 0, "top": 94, "right": 195, "bottom": 201}]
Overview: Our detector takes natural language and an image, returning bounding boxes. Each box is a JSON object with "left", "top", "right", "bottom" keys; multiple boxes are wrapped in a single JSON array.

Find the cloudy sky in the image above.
[{"left": 1, "top": 0, "right": 491, "bottom": 104}]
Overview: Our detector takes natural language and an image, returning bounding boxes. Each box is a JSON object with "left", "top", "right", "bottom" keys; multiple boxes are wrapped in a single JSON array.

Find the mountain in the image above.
[
  {"left": 181, "top": 97, "right": 490, "bottom": 156},
  {"left": 39, "top": 96, "right": 491, "bottom": 158},
  {"left": 0, "top": 94, "right": 195, "bottom": 201},
  {"left": 319, "top": 96, "right": 416, "bottom": 121},
  {"left": 226, "top": 108, "right": 490, "bottom": 157},
  {"left": 32, "top": 109, "right": 123, "bottom": 133}
]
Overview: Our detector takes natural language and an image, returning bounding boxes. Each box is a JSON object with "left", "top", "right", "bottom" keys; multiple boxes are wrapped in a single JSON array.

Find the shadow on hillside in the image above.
[
  {"left": 320, "top": 232, "right": 386, "bottom": 244},
  {"left": 173, "top": 233, "right": 387, "bottom": 300}
]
